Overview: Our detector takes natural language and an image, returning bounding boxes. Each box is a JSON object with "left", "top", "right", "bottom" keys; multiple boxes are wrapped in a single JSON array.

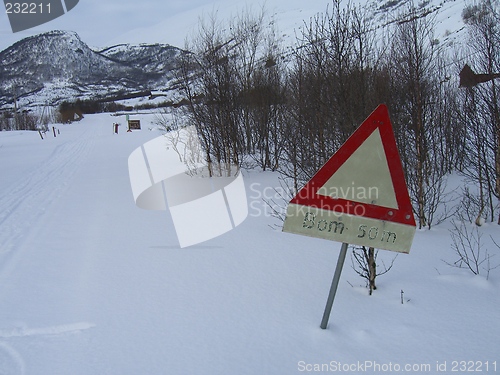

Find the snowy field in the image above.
[{"left": 0, "top": 113, "right": 499, "bottom": 374}]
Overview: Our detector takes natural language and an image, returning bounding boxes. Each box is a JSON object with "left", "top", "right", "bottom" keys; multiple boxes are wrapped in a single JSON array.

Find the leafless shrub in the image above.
[
  {"left": 457, "top": 186, "right": 485, "bottom": 224},
  {"left": 262, "top": 176, "right": 295, "bottom": 227},
  {"left": 351, "top": 246, "right": 397, "bottom": 295},
  {"left": 444, "top": 220, "right": 500, "bottom": 279}
]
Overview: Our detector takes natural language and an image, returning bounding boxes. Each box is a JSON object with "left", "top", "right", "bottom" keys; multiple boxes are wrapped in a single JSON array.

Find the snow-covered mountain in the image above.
[
  {"left": 0, "top": 0, "right": 467, "bottom": 111},
  {"left": 0, "top": 30, "right": 184, "bottom": 109}
]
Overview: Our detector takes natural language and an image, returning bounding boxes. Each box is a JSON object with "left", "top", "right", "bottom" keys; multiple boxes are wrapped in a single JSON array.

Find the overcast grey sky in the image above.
[
  {"left": 0, "top": 0, "right": 341, "bottom": 52},
  {"left": 1, "top": 0, "right": 466, "bottom": 53},
  {"left": 0, "top": 0, "right": 233, "bottom": 51}
]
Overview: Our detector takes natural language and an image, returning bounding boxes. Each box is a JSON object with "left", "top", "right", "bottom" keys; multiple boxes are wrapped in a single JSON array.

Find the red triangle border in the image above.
[{"left": 290, "top": 104, "right": 416, "bottom": 227}]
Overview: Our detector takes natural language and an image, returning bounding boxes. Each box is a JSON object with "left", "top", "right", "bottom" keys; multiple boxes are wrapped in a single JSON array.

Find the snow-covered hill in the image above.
[{"left": 0, "top": 31, "right": 184, "bottom": 109}]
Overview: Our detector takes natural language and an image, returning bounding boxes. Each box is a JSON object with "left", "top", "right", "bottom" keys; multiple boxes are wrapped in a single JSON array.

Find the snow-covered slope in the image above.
[
  {"left": 0, "top": 31, "right": 184, "bottom": 109},
  {"left": 0, "top": 114, "right": 498, "bottom": 374}
]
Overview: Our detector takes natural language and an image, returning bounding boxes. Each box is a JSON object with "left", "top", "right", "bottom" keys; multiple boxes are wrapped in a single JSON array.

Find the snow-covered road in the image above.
[{"left": 0, "top": 116, "right": 171, "bottom": 373}]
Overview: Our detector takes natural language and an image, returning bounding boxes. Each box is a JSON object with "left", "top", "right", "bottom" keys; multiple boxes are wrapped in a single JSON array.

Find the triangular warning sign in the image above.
[{"left": 283, "top": 104, "right": 416, "bottom": 253}]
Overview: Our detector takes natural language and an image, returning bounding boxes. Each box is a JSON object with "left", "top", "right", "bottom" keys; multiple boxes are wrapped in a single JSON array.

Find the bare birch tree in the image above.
[{"left": 388, "top": 3, "right": 453, "bottom": 229}]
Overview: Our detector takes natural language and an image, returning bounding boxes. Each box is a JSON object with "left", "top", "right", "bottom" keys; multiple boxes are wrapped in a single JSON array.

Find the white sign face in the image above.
[
  {"left": 316, "top": 128, "right": 398, "bottom": 208},
  {"left": 282, "top": 104, "right": 416, "bottom": 253}
]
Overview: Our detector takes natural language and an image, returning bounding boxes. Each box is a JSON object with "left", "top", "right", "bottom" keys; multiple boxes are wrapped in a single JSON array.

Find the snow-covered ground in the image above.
[{"left": 0, "top": 113, "right": 498, "bottom": 374}]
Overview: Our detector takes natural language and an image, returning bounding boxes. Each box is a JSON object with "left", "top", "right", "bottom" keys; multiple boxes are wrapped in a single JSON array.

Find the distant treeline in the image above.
[{"left": 57, "top": 95, "right": 181, "bottom": 123}]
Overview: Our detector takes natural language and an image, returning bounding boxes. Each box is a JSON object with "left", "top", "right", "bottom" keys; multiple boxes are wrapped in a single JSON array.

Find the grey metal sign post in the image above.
[{"left": 320, "top": 242, "right": 348, "bottom": 329}]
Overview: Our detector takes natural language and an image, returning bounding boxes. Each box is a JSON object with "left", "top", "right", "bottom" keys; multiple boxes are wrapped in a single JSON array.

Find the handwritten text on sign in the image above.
[{"left": 283, "top": 204, "right": 415, "bottom": 253}]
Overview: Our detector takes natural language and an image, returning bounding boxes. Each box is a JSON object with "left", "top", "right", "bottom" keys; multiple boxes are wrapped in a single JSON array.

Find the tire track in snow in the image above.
[
  {"left": 0, "top": 322, "right": 96, "bottom": 338},
  {"left": 0, "top": 125, "right": 97, "bottom": 278},
  {"left": 0, "top": 323, "right": 94, "bottom": 375}
]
